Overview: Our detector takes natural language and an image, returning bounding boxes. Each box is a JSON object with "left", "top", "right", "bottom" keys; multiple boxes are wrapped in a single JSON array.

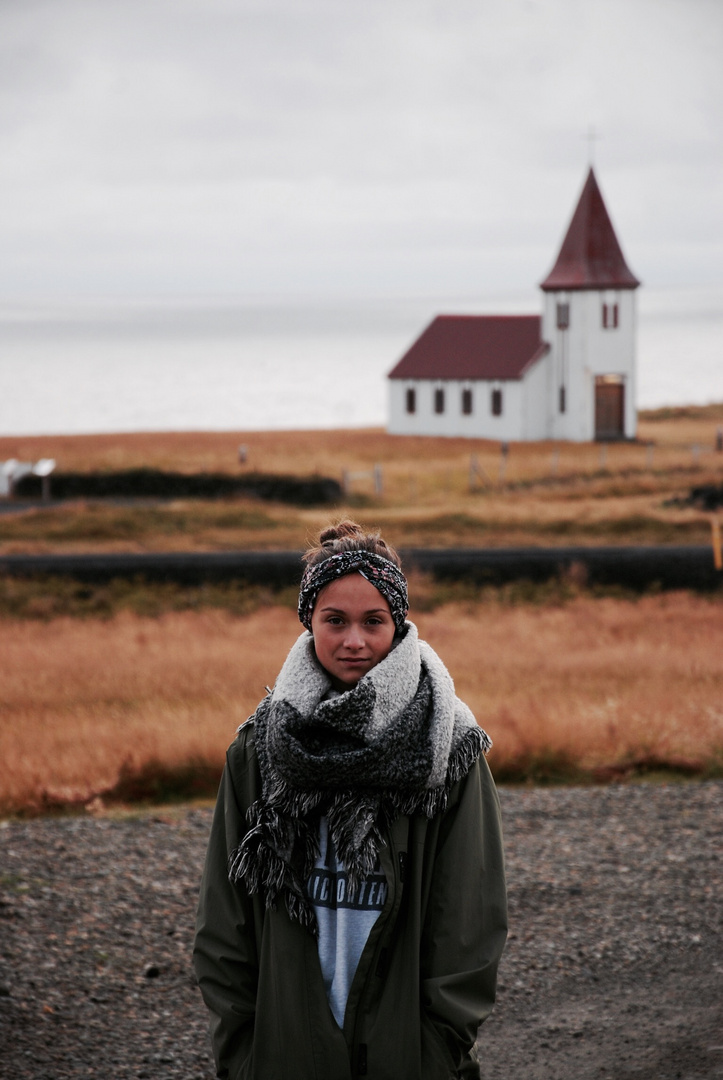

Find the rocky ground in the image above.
[
  {"left": 0, "top": 781, "right": 720, "bottom": 1080},
  {"left": 478, "top": 782, "right": 721, "bottom": 1080}
]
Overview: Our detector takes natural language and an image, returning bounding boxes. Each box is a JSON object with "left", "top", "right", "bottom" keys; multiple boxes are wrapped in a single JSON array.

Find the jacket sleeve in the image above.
[
  {"left": 193, "top": 729, "right": 261, "bottom": 1080},
  {"left": 419, "top": 752, "right": 508, "bottom": 1077}
]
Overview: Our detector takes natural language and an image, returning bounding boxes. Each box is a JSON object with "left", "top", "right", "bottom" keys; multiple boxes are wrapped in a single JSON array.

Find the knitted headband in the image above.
[{"left": 298, "top": 550, "right": 409, "bottom": 633}]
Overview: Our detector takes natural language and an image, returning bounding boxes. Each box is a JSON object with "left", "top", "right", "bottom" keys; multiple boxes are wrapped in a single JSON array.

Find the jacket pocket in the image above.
[{"left": 420, "top": 1013, "right": 458, "bottom": 1079}]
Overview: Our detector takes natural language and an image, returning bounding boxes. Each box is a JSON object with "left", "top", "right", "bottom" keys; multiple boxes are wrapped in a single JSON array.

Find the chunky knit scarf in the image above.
[{"left": 228, "top": 622, "right": 491, "bottom": 933}]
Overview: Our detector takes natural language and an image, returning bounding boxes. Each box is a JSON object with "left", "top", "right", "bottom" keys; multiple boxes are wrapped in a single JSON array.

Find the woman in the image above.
[{"left": 193, "top": 521, "right": 507, "bottom": 1079}]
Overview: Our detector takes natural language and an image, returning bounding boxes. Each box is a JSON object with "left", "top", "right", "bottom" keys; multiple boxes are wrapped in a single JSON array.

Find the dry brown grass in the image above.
[
  {"left": 2, "top": 593, "right": 721, "bottom": 813},
  {"left": 0, "top": 497, "right": 711, "bottom": 557},
  {"left": 415, "top": 595, "right": 723, "bottom": 779},
  {"left": 1, "top": 403, "right": 722, "bottom": 477},
  {"left": 0, "top": 608, "right": 294, "bottom": 812},
  {"left": 2, "top": 407, "right": 723, "bottom": 553}
]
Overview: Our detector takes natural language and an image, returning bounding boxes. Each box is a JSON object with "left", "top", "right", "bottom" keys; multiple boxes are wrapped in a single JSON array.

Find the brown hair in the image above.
[{"left": 302, "top": 520, "right": 402, "bottom": 569}]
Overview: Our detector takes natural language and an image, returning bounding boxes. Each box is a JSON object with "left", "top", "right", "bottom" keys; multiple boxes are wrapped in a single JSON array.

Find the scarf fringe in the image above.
[
  {"left": 228, "top": 800, "right": 321, "bottom": 930},
  {"left": 228, "top": 724, "right": 490, "bottom": 931}
]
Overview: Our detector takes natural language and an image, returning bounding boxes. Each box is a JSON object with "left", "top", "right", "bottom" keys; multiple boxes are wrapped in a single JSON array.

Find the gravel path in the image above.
[{"left": 1, "top": 781, "right": 720, "bottom": 1080}]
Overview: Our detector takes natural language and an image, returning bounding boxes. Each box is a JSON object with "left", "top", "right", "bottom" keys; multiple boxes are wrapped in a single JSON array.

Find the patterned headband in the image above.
[{"left": 298, "top": 549, "right": 409, "bottom": 633}]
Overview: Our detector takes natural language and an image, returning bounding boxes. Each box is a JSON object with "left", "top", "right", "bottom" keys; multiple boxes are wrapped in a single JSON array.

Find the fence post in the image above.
[
  {"left": 712, "top": 518, "right": 723, "bottom": 572},
  {"left": 499, "top": 442, "right": 509, "bottom": 484},
  {"left": 469, "top": 454, "right": 492, "bottom": 492},
  {"left": 343, "top": 466, "right": 382, "bottom": 497},
  {"left": 469, "top": 455, "right": 478, "bottom": 491}
]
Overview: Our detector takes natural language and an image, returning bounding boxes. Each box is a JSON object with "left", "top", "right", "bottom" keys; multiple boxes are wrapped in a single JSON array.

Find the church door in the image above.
[{"left": 595, "top": 376, "right": 625, "bottom": 440}]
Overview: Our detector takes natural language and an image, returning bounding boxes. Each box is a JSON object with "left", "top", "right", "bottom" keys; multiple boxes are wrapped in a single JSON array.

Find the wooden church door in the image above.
[{"left": 595, "top": 376, "right": 625, "bottom": 440}]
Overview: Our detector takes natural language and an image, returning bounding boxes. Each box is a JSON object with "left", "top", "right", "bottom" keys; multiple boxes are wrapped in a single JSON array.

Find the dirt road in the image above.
[{"left": 1, "top": 782, "right": 720, "bottom": 1079}]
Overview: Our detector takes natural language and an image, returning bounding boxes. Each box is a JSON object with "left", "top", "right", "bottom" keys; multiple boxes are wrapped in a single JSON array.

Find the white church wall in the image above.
[
  {"left": 388, "top": 380, "right": 425, "bottom": 436},
  {"left": 520, "top": 354, "right": 551, "bottom": 441},
  {"left": 587, "top": 290, "right": 637, "bottom": 439},
  {"left": 541, "top": 290, "right": 585, "bottom": 440},
  {"left": 389, "top": 378, "right": 530, "bottom": 440},
  {"left": 473, "top": 380, "right": 526, "bottom": 441},
  {"left": 541, "top": 289, "right": 637, "bottom": 441}
]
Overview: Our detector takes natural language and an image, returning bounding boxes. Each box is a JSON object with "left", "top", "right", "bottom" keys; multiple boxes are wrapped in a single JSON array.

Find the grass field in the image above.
[
  {"left": 1, "top": 407, "right": 722, "bottom": 813},
  {"left": 1, "top": 591, "right": 721, "bottom": 814},
  {"left": 1, "top": 405, "right": 722, "bottom": 554}
]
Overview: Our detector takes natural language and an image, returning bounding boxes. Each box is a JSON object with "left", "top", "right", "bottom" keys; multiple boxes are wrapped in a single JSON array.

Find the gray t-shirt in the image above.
[{"left": 306, "top": 815, "right": 388, "bottom": 1028}]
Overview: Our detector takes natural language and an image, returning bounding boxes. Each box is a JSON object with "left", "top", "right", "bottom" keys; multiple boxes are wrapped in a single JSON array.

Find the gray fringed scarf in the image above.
[{"left": 228, "top": 621, "right": 491, "bottom": 933}]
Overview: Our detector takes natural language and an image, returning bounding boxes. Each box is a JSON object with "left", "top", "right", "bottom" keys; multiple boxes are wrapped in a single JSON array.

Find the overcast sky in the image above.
[{"left": 1, "top": 0, "right": 721, "bottom": 303}]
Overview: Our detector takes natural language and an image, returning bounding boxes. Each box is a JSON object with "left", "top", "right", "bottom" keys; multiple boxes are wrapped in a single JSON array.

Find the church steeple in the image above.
[{"left": 540, "top": 168, "right": 640, "bottom": 291}]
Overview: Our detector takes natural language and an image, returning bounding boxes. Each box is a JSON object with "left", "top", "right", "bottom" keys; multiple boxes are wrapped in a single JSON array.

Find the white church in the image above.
[{"left": 387, "top": 168, "right": 640, "bottom": 442}]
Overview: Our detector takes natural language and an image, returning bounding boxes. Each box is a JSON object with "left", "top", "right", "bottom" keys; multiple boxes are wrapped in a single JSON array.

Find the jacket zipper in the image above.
[{"left": 349, "top": 825, "right": 407, "bottom": 1078}]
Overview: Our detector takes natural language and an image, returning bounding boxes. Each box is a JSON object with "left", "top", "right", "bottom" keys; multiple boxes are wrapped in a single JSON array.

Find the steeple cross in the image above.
[{"left": 585, "top": 125, "right": 601, "bottom": 164}]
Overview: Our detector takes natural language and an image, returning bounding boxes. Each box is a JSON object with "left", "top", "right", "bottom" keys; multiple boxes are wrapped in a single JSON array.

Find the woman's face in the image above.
[{"left": 310, "top": 572, "right": 396, "bottom": 691}]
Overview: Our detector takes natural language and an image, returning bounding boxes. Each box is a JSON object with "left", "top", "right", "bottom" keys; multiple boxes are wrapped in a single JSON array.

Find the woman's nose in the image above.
[{"left": 344, "top": 624, "right": 364, "bottom": 648}]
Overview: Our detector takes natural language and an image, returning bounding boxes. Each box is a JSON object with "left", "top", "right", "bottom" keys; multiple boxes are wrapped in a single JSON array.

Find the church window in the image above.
[
  {"left": 434, "top": 388, "right": 445, "bottom": 414},
  {"left": 461, "top": 388, "right": 473, "bottom": 415},
  {"left": 602, "top": 303, "right": 619, "bottom": 329},
  {"left": 405, "top": 387, "right": 416, "bottom": 414},
  {"left": 556, "top": 303, "right": 570, "bottom": 329},
  {"left": 491, "top": 388, "right": 503, "bottom": 416}
]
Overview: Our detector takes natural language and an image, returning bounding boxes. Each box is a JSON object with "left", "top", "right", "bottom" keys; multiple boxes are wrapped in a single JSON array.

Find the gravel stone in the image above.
[{"left": 0, "top": 782, "right": 720, "bottom": 1079}]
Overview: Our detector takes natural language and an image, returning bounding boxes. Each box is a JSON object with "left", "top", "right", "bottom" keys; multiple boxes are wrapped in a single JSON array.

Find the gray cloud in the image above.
[{"left": 0, "top": 0, "right": 721, "bottom": 297}]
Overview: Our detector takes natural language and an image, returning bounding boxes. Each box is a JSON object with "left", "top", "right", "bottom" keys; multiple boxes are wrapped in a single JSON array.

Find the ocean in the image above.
[{"left": 1, "top": 287, "right": 721, "bottom": 436}]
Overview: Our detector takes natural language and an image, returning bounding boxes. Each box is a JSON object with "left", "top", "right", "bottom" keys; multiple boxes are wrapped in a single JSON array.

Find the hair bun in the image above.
[
  {"left": 319, "top": 520, "right": 365, "bottom": 544},
  {"left": 303, "top": 519, "right": 401, "bottom": 569}
]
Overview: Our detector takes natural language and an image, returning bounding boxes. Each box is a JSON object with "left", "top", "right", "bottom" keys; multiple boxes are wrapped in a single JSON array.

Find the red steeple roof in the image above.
[
  {"left": 388, "top": 315, "right": 549, "bottom": 381},
  {"left": 540, "top": 168, "right": 640, "bottom": 292}
]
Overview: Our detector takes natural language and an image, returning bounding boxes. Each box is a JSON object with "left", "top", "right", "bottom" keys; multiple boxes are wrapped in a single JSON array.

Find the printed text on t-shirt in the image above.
[{"left": 306, "top": 869, "right": 387, "bottom": 910}]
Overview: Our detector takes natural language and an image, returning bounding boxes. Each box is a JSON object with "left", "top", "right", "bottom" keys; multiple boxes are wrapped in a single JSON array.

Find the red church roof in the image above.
[
  {"left": 388, "top": 314, "right": 548, "bottom": 381},
  {"left": 540, "top": 168, "right": 640, "bottom": 292}
]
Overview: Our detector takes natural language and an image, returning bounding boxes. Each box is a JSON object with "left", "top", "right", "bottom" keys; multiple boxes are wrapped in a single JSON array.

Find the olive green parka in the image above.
[{"left": 193, "top": 721, "right": 507, "bottom": 1080}]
